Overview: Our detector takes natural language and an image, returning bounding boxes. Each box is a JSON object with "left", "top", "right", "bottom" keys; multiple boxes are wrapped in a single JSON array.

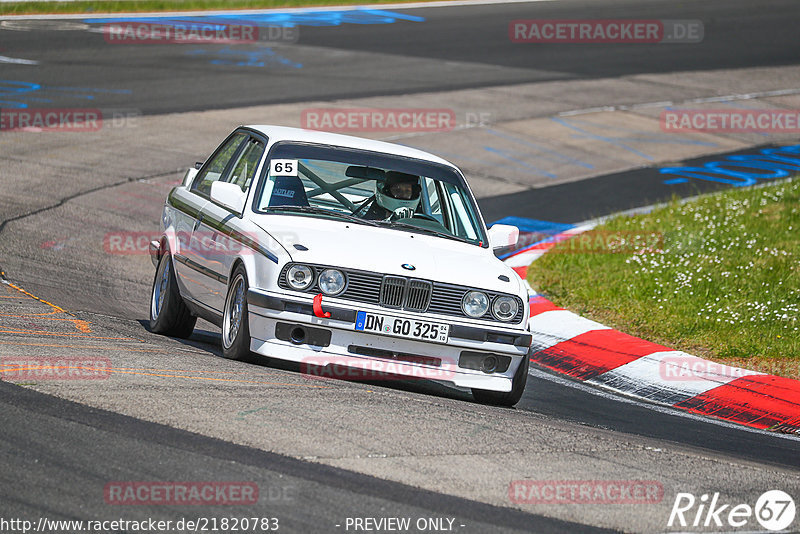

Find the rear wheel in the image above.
[
  {"left": 471, "top": 353, "right": 529, "bottom": 407},
  {"left": 222, "top": 264, "right": 252, "bottom": 361},
  {"left": 150, "top": 253, "right": 196, "bottom": 338}
]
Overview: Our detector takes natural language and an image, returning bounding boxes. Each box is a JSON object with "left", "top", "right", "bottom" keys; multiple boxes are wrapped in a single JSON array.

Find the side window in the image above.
[
  {"left": 424, "top": 177, "right": 442, "bottom": 215},
  {"left": 192, "top": 132, "right": 248, "bottom": 197},
  {"left": 423, "top": 177, "right": 445, "bottom": 224},
  {"left": 443, "top": 182, "right": 479, "bottom": 240},
  {"left": 227, "top": 138, "right": 265, "bottom": 192}
]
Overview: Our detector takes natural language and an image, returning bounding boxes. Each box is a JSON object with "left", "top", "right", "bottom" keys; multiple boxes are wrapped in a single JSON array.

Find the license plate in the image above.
[{"left": 355, "top": 311, "right": 449, "bottom": 343}]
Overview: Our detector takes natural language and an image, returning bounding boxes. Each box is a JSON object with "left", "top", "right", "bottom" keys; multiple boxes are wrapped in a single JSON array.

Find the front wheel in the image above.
[
  {"left": 471, "top": 353, "right": 529, "bottom": 407},
  {"left": 150, "top": 253, "right": 196, "bottom": 338},
  {"left": 222, "top": 264, "right": 252, "bottom": 361}
]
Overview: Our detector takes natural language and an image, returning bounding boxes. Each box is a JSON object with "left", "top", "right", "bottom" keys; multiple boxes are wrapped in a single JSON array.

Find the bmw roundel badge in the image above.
[{"left": 401, "top": 263, "right": 416, "bottom": 271}]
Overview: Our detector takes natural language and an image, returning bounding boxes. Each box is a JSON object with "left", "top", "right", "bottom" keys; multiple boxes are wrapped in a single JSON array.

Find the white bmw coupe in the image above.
[{"left": 149, "top": 126, "right": 531, "bottom": 406}]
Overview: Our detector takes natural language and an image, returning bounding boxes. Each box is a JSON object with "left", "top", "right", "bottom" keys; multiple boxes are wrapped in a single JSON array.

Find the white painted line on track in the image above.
[
  {"left": 0, "top": 0, "right": 555, "bottom": 19},
  {"left": 0, "top": 54, "right": 38, "bottom": 64}
]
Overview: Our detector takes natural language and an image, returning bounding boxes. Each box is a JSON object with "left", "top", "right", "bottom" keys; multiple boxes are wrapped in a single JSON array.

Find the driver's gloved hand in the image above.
[{"left": 392, "top": 207, "right": 414, "bottom": 219}]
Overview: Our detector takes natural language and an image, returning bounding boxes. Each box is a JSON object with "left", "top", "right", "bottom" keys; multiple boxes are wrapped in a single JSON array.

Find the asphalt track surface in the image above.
[
  {"left": 1, "top": 381, "right": 600, "bottom": 534},
  {"left": 0, "top": 0, "right": 797, "bottom": 114},
  {"left": 1, "top": 1, "right": 800, "bottom": 533}
]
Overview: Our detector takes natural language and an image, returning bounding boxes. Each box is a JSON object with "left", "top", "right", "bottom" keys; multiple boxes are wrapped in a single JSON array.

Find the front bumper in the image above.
[{"left": 247, "top": 288, "right": 530, "bottom": 392}]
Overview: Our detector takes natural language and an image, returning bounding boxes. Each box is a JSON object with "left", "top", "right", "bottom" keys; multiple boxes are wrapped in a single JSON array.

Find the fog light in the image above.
[
  {"left": 481, "top": 355, "right": 498, "bottom": 373},
  {"left": 290, "top": 327, "right": 307, "bottom": 344}
]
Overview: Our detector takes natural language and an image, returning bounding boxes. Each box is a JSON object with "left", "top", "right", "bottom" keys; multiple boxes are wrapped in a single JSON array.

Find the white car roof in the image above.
[{"left": 245, "top": 125, "right": 456, "bottom": 168}]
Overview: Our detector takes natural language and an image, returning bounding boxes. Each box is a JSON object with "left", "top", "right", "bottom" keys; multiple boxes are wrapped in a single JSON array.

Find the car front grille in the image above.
[
  {"left": 380, "top": 276, "right": 407, "bottom": 308},
  {"left": 404, "top": 279, "right": 433, "bottom": 312},
  {"left": 278, "top": 263, "right": 524, "bottom": 324},
  {"left": 378, "top": 276, "right": 432, "bottom": 312}
]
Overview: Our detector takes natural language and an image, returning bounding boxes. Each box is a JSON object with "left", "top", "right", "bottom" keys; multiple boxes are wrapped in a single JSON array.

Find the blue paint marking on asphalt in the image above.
[
  {"left": 552, "top": 116, "right": 717, "bottom": 162},
  {"left": 484, "top": 146, "right": 558, "bottom": 179},
  {"left": 660, "top": 144, "right": 800, "bottom": 186},
  {"left": 552, "top": 117, "right": 653, "bottom": 161},
  {"left": 84, "top": 9, "right": 425, "bottom": 27},
  {"left": 0, "top": 80, "right": 44, "bottom": 108},
  {"left": 485, "top": 128, "right": 594, "bottom": 170},
  {"left": 48, "top": 86, "right": 132, "bottom": 94},
  {"left": 186, "top": 47, "right": 302, "bottom": 68},
  {"left": 490, "top": 216, "right": 574, "bottom": 234},
  {"left": 0, "top": 80, "right": 131, "bottom": 109}
]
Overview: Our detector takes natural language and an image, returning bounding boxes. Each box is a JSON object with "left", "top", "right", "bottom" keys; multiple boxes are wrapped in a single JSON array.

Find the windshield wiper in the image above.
[
  {"left": 265, "top": 205, "right": 380, "bottom": 226},
  {"left": 381, "top": 220, "right": 476, "bottom": 245}
]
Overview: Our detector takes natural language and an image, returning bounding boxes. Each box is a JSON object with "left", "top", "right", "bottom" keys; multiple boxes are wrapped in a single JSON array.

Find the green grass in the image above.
[
  {"left": 527, "top": 178, "right": 800, "bottom": 379},
  {"left": 0, "top": 0, "right": 427, "bottom": 15}
]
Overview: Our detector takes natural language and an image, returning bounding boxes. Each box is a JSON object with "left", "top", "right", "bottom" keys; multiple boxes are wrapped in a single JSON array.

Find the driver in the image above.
[{"left": 362, "top": 171, "right": 421, "bottom": 221}]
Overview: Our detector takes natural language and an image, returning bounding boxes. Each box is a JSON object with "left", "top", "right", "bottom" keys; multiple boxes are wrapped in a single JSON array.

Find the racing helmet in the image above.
[{"left": 375, "top": 171, "right": 421, "bottom": 213}]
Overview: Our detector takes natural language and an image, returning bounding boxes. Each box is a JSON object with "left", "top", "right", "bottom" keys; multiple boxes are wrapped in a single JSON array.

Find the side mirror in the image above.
[
  {"left": 182, "top": 167, "right": 198, "bottom": 188},
  {"left": 487, "top": 224, "right": 519, "bottom": 249},
  {"left": 210, "top": 181, "right": 246, "bottom": 213}
]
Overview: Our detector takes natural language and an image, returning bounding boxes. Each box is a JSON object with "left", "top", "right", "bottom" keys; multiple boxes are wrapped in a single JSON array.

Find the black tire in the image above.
[
  {"left": 221, "top": 264, "right": 252, "bottom": 361},
  {"left": 472, "top": 352, "right": 530, "bottom": 407},
  {"left": 150, "top": 253, "right": 196, "bottom": 338}
]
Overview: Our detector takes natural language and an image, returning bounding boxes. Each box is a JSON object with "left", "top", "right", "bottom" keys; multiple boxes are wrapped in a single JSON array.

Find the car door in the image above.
[
  {"left": 191, "top": 133, "right": 267, "bottom": 313},
  {"left": 173, "top": 130, "right": 249, "bottom": 307}
]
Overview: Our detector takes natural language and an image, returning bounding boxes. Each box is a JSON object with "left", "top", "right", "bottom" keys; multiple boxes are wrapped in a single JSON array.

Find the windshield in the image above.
[{"left": 253, "top": 143, "right": 487, "bottom": 246}]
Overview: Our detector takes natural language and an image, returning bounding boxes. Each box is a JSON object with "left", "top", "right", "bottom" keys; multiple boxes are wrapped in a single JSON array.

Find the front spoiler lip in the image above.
[
  {"left": 249, "top": 335, "right": 515, "bottom": 392},
  {"left": 247, "top": 288, "right": 532, "bottom": 349}
]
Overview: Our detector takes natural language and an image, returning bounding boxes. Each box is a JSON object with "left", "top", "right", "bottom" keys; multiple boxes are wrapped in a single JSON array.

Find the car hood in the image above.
[{"left": 253, "top": 214, "right": 522, "bottom": 295}]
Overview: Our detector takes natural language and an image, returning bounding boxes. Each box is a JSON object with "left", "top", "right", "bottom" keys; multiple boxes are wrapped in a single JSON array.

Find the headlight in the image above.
[
  {"left": 462, "top": 291, "right": 489, "bottom": 318},
  {"left": 318, "top": 269, "right": 345, "bottom": 295},
  {"left": 492, "top": 296, "right": 519, "bottom": 322},
  {"left": 287, "top": 264, "right": 314, "bottom": 290}
]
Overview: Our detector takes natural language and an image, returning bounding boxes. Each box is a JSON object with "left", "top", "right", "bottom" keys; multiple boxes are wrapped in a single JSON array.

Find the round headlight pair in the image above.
[
  {"left": 286, "top": 265, "right": 345, "bottom": 295},
  {"left": 461, "top": 291, "right": 518, "bottom": 322},
  {"left": 462, "top": 291, "right": 489, "bottom": 318},
  {"left": 492, "top": 296, "right": 519, "bottom": 322},
  {"left": 287, "top": 265, "right": 313, "bottom": 290},
  {"left": 318, "top": 268, "right": 346, "bottom": 295}
]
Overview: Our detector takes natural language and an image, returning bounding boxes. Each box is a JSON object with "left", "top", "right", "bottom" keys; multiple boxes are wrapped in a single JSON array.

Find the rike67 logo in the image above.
[{"left": 668, "top": 490, "right": 795, "bottom": 531}]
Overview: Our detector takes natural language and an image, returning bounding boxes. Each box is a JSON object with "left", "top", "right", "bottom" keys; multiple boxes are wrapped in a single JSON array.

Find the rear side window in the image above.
[{"left": 192, "top": 132, "right": 248, "bottom": 197}]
